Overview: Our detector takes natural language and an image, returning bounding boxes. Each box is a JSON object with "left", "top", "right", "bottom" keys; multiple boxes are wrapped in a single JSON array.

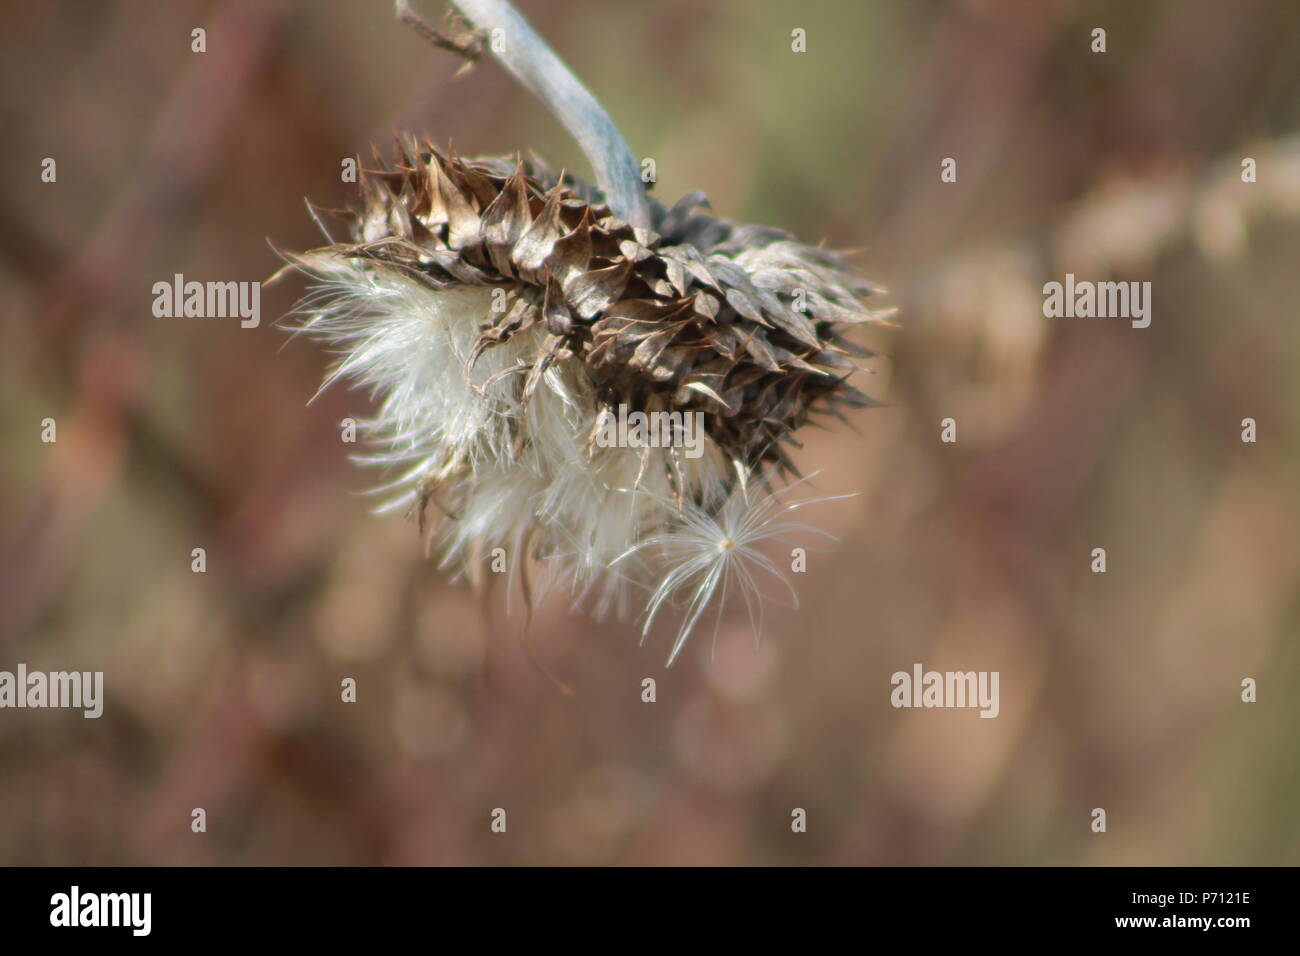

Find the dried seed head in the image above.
[{"left": 286, "top": 138, "right": 889, "bottom": 661}]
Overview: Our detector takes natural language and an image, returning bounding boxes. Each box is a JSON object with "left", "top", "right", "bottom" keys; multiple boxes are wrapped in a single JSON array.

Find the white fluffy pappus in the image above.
[
  {"left": 285, "top": 250, "right": 846, "bottom": 664},
  {"left": 613, "top": 474, "right": 854, "bottom": 665}
]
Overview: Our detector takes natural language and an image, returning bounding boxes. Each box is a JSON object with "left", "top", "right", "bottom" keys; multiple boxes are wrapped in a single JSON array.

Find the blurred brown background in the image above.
[{"left": 1, "top": 0, "right": 1298, "bottom": 865}]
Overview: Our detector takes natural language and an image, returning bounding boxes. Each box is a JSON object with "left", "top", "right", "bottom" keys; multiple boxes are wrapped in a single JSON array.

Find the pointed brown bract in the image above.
[{"left": 301, "top": 136, "right": 889, "bottom": 485}]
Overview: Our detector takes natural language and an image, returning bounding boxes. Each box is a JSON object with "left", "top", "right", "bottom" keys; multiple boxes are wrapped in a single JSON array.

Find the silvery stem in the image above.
[{"left": 438, "top": 0, "right": 651, "bottom": 229}]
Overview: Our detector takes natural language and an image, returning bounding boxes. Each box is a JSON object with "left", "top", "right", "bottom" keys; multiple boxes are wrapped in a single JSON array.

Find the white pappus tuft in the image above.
[
  {"left": 284, "top": 249, "right": 854, "bottom": 665},
  {"left": 280, "top": 141, "right": 885, "bottom": 667},
  {"left": 613, "top": 474, "right": 853, "bottom": 665}
]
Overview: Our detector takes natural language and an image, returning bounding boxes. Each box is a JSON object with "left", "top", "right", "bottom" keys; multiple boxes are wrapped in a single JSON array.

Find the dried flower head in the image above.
[{"left": 283, "top": 1, "right": 892, "bottom": 663}]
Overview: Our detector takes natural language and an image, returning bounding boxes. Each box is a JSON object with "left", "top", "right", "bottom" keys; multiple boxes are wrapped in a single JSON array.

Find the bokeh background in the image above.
[{"left": 1, "top": 0, "right": 1298, "bottom": 865}]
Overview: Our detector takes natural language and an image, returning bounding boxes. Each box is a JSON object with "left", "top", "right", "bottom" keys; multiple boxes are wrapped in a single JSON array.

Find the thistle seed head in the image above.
[{"left": 286, "top": 138, "right": 889, "bottom": 662}]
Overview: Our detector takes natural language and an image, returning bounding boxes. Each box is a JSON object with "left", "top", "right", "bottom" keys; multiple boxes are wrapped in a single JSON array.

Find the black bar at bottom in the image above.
[{"left": 0, "top": 865, "right": 1278, "bottom": 942}]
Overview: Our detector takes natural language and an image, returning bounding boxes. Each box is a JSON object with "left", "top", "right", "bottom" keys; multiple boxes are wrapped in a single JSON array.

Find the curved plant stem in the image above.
[{"left": 399, "top": 0, "right": 651, "bottom": 229}]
